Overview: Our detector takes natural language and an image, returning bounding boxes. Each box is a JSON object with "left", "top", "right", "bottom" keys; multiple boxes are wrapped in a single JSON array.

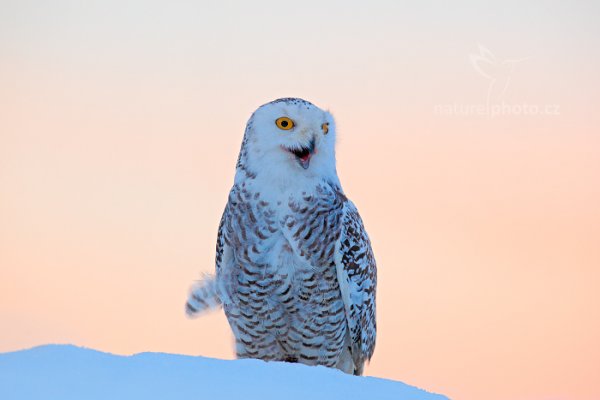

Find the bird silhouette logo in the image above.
[{"left": 470, "top": 44, "right": 530, "bottom": 107}]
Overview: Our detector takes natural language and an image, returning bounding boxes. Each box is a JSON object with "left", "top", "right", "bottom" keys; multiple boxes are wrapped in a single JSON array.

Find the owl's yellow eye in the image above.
[
  {"left": 322, "top": 123, "right": 329, "bottom": 135},
  {"left": 275, "top": 117, "right": 294, "bottom": 130}
]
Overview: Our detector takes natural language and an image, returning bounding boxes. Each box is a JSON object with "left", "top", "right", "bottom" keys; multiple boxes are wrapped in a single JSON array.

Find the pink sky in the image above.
[{"left": 1, "top": 2, "right": 599, "bottom": 400}]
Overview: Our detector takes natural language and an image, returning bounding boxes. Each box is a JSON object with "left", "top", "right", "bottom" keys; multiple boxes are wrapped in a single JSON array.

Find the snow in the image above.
[{"left": 0, "top": 345, "right": 449, "bottom": 400}]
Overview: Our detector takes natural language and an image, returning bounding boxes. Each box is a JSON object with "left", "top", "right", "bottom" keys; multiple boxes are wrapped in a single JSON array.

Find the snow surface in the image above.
[{"left": 0, "top": 345, "right": 449, "bottom": 400}]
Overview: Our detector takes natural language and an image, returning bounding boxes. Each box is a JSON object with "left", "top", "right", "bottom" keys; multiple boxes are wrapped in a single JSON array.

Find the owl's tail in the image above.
[{"left": 185, "top": 274, "right": 223, "bottom": 317}]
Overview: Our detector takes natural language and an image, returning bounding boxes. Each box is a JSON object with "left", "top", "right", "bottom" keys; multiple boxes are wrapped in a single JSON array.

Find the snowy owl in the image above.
[{"left": 186, "top": 98, "right": 376, "bottom": 375}]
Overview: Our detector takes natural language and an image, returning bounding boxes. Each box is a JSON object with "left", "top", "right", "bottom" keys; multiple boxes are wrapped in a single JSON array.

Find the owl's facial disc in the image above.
[{"left": 283, "top": 138, "right": 316, "bottom": 170}]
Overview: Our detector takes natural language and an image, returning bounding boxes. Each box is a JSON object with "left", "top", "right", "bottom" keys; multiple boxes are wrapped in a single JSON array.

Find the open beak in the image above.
[{"left": 285, "top": 138, "right": 316, "bottom": 170}]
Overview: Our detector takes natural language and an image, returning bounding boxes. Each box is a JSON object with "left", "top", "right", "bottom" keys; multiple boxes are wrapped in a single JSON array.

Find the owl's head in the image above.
[{"left": 236, "top": 98, "right": 338, "bottom": 184}]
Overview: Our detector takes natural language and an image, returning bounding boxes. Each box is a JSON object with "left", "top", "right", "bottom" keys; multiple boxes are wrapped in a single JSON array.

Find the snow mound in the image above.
[{"left": 0, "top": 345, "right": 449, "bottom": 400}]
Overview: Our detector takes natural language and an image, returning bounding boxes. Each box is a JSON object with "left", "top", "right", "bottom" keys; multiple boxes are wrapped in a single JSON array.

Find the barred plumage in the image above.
[{"left": 186, "top": 98, "right": 377, "bottom": 375}]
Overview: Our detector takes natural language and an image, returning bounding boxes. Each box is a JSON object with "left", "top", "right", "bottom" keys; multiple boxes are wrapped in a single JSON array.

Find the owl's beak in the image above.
[{"left": 285, "top": 138, "right": 316, "bottom": 170}]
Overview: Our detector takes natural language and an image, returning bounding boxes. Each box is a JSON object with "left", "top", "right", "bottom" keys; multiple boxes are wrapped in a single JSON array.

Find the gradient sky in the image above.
[{"left": 1, "top": 1, "right": 599, "bottom": 400}]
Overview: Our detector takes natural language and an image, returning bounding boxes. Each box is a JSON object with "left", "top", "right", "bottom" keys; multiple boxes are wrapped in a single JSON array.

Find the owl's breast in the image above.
[{"left": 221, "top": 183, "right": 348, "bottom": 364}]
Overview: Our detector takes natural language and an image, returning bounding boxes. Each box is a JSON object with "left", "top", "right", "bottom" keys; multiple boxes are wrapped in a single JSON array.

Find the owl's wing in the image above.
[
  {"left": 335, "top": 199, "right": 377, "bottom": 375},
  {"left": 185, "top": 206, "right": 230, "bottom": 316}
]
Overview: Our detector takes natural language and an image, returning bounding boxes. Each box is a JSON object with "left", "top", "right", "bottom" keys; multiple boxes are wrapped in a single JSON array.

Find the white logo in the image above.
[
  {"left": 469, "top": 44, "right": 530, "bottom": 107},
  {"left": 432, "top": 44, "right": 559, "bottom": 118}
]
